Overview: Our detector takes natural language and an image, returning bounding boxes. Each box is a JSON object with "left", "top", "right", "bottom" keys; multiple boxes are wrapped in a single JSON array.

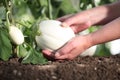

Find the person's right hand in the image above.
[
  {"left": 57, "top": 13, "right": 91, "bottom": 34},
  {"left": 42, "top": 35, "right": 92, "bottom": 60}
]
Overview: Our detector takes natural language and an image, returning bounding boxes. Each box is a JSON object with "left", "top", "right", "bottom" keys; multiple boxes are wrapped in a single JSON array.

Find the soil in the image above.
[{"left": 0, "top": 55, "right": 120, "bottom": 80}]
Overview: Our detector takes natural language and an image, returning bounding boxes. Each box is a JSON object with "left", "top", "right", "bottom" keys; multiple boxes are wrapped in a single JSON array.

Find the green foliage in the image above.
[
  {"left": 0, "top": 0, "right": 117, "bottom": 64},
  {"left": 94, "top": 44, "right": 111, "bottom": 56},
  {"left": 0, "top": 27, "right": 12, "bottom": 61},
  {"left": 0, "top": 6, "right": 6, "bottom": 20},
  {"left": 22, "top": 48, "right": 47, "bottom": 64},
  {"left": 17, "top": 44, "right": 28, "bottom": 58},
  {"left": 58, "top": 0, "right": 77, "bottom": 15},
  {"left": 17, "top": 44, "right": 47, "bottom": 64}
]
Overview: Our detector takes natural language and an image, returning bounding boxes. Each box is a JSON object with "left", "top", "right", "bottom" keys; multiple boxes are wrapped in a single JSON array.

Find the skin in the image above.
[{"left": 42, "top": 1, "right": 120, "bottom": 60}]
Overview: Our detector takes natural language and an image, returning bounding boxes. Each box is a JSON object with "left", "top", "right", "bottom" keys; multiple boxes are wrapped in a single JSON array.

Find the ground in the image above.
[{"left": 0, "top": 55, "right": 120, "bottom": 80}]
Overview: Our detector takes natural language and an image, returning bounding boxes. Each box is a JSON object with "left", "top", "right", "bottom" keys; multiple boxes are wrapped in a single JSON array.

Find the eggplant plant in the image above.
[{"left": 0, "top": 0, "right": 117, "bottom": 64}]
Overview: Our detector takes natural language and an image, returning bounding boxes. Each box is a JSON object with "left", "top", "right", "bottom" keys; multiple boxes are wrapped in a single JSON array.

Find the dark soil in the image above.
[{"left": 0, "top": 55, "right": 120, "bottom": 80}]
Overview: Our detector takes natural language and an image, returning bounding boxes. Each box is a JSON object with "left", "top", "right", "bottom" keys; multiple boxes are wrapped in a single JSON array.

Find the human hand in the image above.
[
  {"left": 42, "top": 35, "right": 92, "bottom": 60},
  {"left": 57, "top": 13, "right": 91, "bottom": 34}
]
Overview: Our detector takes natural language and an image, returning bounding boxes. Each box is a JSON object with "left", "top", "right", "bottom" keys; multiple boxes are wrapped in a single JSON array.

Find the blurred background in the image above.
[{"left": 0, "top": 0, "right": 119, "bottom": 57}]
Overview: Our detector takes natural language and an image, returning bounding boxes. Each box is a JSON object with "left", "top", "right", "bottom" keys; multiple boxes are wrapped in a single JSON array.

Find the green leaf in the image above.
[
  {"left": 0, "top": 28, "right": 12, "bottom": 61},
  {"left": 59, "top": 0, "right": 76, "bottom": 15},
  {"left": 0, "top": 6, "right": 6, "bottom": 20},
  {"left": 17, "top": 44, "right": 28, "bottom": 58},
  {"left": 21, "top": 44, "right": 47, "bottom": 64},
  {"left": 39, "top": 0, "right": 48, "bottom": 6},
  {"left": 94, "top": 44, "right": 111, "bottom": 56}
]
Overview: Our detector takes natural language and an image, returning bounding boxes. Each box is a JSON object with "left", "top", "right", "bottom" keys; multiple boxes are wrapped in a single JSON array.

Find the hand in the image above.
[
  {"left": 57, "top": 13, "right": 91, "bottom": 34},
  {"left": 42, "top": 35, "right": 92, "bottom": 60},
  {"left": 42, "top": 11, "right": 93, "bottom": 60}
]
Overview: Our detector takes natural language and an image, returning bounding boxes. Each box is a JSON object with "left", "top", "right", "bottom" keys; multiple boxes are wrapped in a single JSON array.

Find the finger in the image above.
[
  {"left": 57, "top": 17, "right": 67, "bottom": 22},
  {"left": 42, "top": 49, "right": 55, "bottom": 58},
  {"left": 42, "top": 50, "right": 52, "bottom": 56},
  {"left": 58, "top": 15, "right": 79, "bottom": 27},
  {"left": 61, "top": 12, "right": 92, "bottom": 28},
  {"left": 54, "top": 40, "right": 75, "bottom": 58},
  {"left": 61, "top": 13, "right": 83, "bottom": 27},
  {"left": 71, "top": 21, "right": 91, "bottom": 33},
  {"left": 42, "top": 50, "right": 57, "bottom": 60},
  {"left": 56, "top": 48, "right": 81, "bottom": 60},
  {"left": 55, "top": 50, "right": 76, "bottom": 60},
  {"left": 61, "top": 18, "right": 77, "bottom": 27},
  {"left": 55, "top": 53, "right": 68, "bottom": 60},
  {"left": 57, "top": 14, "right": 74, "bottom": 22}
]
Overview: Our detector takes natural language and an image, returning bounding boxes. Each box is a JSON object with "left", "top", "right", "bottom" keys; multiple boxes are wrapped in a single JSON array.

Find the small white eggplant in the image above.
[
  {"left": 35, "top": 20, "right": 75, "bottom": 51},
  {"left": 9, "top": 25, "right": 24, "bottom": 45},
  {"left": 109, "top": 39, "right": 120, "bottom": 55}
]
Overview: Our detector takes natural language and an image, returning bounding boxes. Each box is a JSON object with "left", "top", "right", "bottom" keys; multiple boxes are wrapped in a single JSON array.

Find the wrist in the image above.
[
  {"left": 88, "top": 1, "right": 120, "bottom": 26},
  {"left": 88, "top": 5, "right": 110, "bottom": 26},
  {"left": 83, "top": 34, "right": 94, "bottom": 49}
]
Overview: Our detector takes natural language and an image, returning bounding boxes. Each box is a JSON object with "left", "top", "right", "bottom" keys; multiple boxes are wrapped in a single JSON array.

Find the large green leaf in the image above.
[
  {"left": 0, "top": 28, "right": 12, "bottom": 61},
  {"left": 20, "top": 44, "right": 47, "bottom": 64},
  {"left": 17, "top": 44, "right": 28, "bottom": 58}
]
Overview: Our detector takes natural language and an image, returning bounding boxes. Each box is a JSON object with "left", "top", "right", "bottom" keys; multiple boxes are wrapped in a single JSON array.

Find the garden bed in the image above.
[{"left": 0, "top": 55, "right": 120, "bottom": 80}]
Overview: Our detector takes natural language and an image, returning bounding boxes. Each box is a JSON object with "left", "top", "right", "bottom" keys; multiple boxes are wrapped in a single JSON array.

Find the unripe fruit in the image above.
[{"left": 9, "top": 25, "right": 24, "bottom": 45}]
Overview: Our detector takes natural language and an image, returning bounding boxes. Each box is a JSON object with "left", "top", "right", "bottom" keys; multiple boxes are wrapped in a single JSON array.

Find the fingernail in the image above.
[
  {"left": 86, "top": 21, "right": 91, "bottom": 27},
  {"left": 61, "top": 22, "right": 69, "bottom": 27},
  {"left": 55, "top": 52, "right": 61, "bottom": 57}
]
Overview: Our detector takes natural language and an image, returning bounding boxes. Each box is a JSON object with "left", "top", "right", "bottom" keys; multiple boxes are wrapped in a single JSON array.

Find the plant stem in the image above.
[
  {"left": 4, "top": 0, "right": 14, "bottom": 26},
  {"left": 6, "top": 11, "right": 10, "bottom": 28},
  {"left": 48, "top": 0, "right": 52, "bottom": 19}
]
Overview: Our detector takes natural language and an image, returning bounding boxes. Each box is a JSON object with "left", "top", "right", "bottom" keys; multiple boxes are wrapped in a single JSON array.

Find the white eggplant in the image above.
[
  {"left": 35, "top": 20, "right": 75, "bottom": 51},
  {"left": 108, "top": 39, "right": 120, "bottom": 55},
  {"left": 9, "top": 25, "right": 24, "bottom": 45}
]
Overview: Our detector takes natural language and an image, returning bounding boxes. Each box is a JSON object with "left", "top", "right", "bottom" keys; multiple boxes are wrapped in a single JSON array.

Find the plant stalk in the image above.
[
  {"left": 4, "top": 0, "right": 15, "bottom": 28},
  {"left": 48, "top": 0, "right": 53, "bottom": 19}
]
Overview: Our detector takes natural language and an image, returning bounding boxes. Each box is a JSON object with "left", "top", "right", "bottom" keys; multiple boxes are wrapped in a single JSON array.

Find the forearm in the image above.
[
  {"left": 88, "top": 17, "right": 120, "bottom": 46},
  {"left": 86, "top": 0, "right": 120, "bottom": 25}
]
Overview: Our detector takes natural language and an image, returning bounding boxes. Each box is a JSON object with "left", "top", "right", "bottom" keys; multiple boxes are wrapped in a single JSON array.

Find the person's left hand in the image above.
[
  {"left": 42, "top": 35, "right": 92, "bottom": 60},
  {"left": 57, "top": 14, "right": 91, "bottom": 34}
]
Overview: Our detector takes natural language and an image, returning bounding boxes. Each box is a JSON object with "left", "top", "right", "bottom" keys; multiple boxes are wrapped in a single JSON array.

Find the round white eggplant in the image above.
[{"left": 35, "top": 20, "right": 75, "bottom": 51}]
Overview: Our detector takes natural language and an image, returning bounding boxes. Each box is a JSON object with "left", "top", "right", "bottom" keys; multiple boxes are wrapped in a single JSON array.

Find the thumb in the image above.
[
  {"left": 74, "top": 21, "right": 91, "bottom": 33},
  {"left": 61, "top": 16, "right": 78, "bottom": 27}
]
